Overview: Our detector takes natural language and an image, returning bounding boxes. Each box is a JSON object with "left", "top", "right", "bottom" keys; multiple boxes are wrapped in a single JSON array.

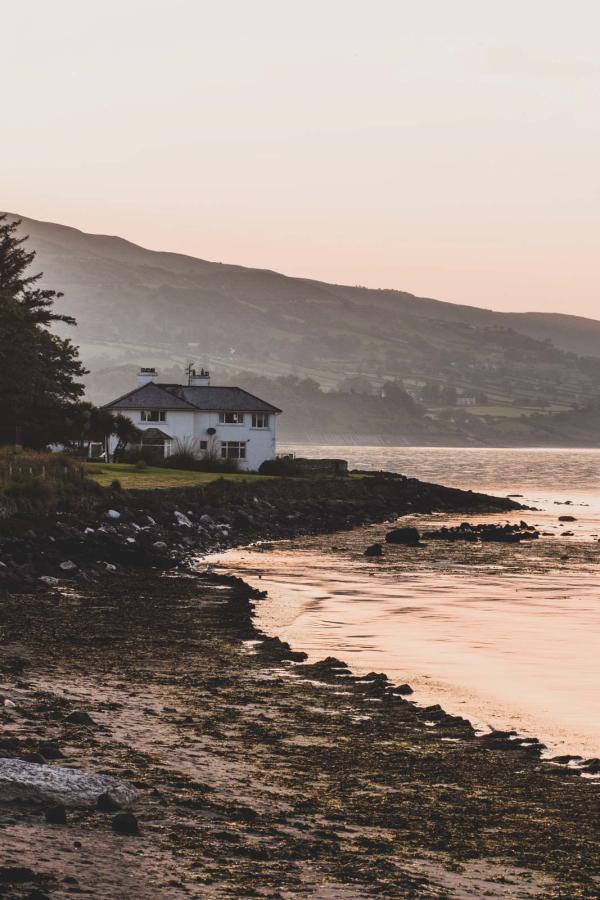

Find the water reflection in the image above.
[{"left": 210, "top": 448, "right": 600, "bottom": 757}]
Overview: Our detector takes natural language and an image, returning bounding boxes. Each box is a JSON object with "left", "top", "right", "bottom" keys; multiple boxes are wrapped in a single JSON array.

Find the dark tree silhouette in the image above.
[{"left": 0, "top": 216, "right": 87, "bottom": 445}]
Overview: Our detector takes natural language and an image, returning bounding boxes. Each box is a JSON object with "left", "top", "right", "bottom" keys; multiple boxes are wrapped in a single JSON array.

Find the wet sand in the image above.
[{"left": 0, "top": 573, "right": 599, "bottom": 898}]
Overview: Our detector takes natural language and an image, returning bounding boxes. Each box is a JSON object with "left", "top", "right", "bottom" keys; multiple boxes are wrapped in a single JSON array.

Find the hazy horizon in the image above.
[{"left": 4, "top": 0, "right": 599, "bottom": 318}]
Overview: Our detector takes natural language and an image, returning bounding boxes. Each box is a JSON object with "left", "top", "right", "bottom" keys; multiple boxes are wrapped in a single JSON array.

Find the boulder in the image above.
[
  {"left": 558, "top": 515, "right": 576, "bottom": 522},
  {"left": 0, "top": 759, "right": 136, "bottom": 808},
  {"left": 385, "top": 527, "right": 421, "bottom": 546}
]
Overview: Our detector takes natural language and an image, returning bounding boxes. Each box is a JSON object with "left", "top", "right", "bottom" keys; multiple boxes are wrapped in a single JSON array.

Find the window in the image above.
[
  {"left": 199, "top": 440, "right": 208, "bottom": 451},
  {"left": 220, "top": 441, "right": 246, "bottom": 460},
  {"left": 140, "top": 410, "right": 166, "bottom": 422},
  {"left": 251, "top": 413, "right": 270, "bottom": 428},
  {"left": 218, "top": 412, "right": 244, "bottom": 424}
]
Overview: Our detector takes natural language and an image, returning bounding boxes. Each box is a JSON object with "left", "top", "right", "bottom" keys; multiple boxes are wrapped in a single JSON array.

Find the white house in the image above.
[{"left": 104, "top": 367, "right": 281, "bottom": 471}]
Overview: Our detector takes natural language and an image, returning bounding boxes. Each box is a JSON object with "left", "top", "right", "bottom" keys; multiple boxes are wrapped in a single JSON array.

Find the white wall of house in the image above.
[{"left": 109, "top": 408, "right": 277, "bottom": 471}]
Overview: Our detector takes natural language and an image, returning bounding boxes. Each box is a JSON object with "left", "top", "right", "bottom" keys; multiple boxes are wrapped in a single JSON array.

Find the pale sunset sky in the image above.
[{"left": 3, "top": 1, "right": 599, "bottom": 317}]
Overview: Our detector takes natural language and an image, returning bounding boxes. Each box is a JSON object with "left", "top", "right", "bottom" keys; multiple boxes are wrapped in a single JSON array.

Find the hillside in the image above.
[{"left": 6, "top": 213, "right": 600, "bottom": 427}]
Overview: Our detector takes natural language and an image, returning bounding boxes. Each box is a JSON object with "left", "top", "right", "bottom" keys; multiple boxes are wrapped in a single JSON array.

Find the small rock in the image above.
[
  {"left": 174, "top": 511, "right": 193, "bottom": 527},
  {"left": 38, "top": 742, "right": 64, "bottom": 760},
  {"left": 45, "top": 803, "right": 67, "bottom": 825},
  {"left": 97, "top": 792, "right": 122, "bottom": 812},
  {"left": 106, "top": 509, "right": 121, "bottom": 520},
  {"left": 385, "top": 527, "right": 421, "bottom": 546},
  {"left": 23, "top": 753, "right": 46, "bottom": 765},
  {"left": 64, "top": 711, "right": 97, "bottom": 727},
  {"left": 558, "top": 515, "right": 576, "bottom": 522},
  {"left": 111, "top": 811, "right": 139, "bottom": 836},
  {"left": 39, "top": 576, "right": 60, "bottom": 586},
  {"left": 152, "top": 541, "right": 168, "bottom": 551},
  {"left": 364, "top": 543, "right": 383, "bottom": 557},
  {"left": 59, "top": 560, "right": 77, "bottom": 572}
]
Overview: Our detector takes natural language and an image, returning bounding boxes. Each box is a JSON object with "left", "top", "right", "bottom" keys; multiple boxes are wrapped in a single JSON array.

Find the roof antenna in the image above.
[{"left": 185, "top": 361, "right": 196, "bottom": 386}]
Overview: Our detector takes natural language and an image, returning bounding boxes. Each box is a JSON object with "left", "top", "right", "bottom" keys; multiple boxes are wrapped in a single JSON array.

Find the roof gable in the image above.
[{"left": 103, "top": 382, "right": 197, "bottom": 411}]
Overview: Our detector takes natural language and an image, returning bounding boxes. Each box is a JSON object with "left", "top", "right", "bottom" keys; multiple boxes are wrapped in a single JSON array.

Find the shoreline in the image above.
[
  {"left": 2, "top": 476, "right": 599, "bottom": 896},
  {"left": 0, "top": 569, "right": 599, "bottom": 897},
  {"left": 0, "top": 472, "right": 521, "bottom": 590},
  {"left": 208, "top": 494, "right": 600, "bottom": 762},
  {"left": 212, "top": 542, "right": 600, "bottom": 764}
]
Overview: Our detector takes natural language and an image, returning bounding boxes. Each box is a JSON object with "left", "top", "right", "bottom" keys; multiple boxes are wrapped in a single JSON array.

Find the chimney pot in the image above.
[
  {"left": 137, "top": 367, "right": 158, "bottom": 388},
  {"left": 190, "top": 367, "right": 210, "bottom": 387}
]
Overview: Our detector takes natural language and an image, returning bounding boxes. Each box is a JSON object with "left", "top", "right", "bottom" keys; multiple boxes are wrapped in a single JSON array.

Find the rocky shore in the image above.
[
  {"left": 0, "top": 569, "right": 599, "bottom": 898},
  {"left": 0, "top": 473, "right": 520, "bottom": 589},
  {"left": 2, "top": 474, "right": 599, "bottom": 897}
]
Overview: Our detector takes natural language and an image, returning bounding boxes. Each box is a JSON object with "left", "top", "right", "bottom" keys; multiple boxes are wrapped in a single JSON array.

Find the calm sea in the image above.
[{"left": 211, "top": 447, "right": 600, "bottom": 758}]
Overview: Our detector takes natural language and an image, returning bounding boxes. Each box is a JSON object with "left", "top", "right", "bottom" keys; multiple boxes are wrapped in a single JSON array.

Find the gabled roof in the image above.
[
  {"left": 104, "top": 382, "right": 196, "bottom": 411},
  {"left": 104, "top": 382, "right": 282, "bottom": 414}
]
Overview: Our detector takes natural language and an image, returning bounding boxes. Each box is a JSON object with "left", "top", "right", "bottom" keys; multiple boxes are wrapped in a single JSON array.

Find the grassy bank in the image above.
[{"left": 84, "top": 462, "right": 269, "bottom": 490}]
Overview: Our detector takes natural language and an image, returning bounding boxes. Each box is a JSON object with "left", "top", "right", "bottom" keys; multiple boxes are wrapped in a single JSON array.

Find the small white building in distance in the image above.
[{"left": 104, "top": 367, "right": 281, "bottom": 471}]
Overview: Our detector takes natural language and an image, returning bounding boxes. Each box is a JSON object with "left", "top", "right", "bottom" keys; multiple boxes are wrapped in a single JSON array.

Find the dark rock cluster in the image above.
[{"left": 421, "top": 521, "right": 540, "bottom": 543}]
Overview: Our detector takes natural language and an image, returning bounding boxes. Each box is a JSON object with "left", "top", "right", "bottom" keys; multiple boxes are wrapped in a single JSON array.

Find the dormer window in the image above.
[
  {"left": 141, "top": 410, "right": 166, "bottom": 422},
  {"left": 218, "top": 412, "right": 244, "bottom": 424}
]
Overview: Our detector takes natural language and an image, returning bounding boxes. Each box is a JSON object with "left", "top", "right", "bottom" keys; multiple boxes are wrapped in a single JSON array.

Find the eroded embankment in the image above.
[
  {"left": 0, "top": 474, "right": 520, "bottom": 589},
  {"left": 0, "top": 572, "right": 599, "bottom": 899}
]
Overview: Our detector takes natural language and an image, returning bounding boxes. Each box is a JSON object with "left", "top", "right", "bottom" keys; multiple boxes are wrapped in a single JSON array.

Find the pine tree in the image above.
[{"left": 0, "top": 215, "right": 87, "bottom": 445}]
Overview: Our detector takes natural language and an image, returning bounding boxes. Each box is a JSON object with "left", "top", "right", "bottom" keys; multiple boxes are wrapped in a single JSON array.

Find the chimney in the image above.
[
  {"left": 189, "top": 367, "right": 210, "bottom": 387},
  {"left": 137, "top": 366, "right": 158, "bottom": 388}
]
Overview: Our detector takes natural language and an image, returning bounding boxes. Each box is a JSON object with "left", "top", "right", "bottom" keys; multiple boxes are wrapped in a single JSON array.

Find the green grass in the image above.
[{"left": 84, "top": 463, "right": 270, "bottom": 490}]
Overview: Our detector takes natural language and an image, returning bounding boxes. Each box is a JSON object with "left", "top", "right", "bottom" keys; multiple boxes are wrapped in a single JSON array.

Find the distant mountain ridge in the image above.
[{"left": 5, "top": 213, "right": 600, "bottom": 413}]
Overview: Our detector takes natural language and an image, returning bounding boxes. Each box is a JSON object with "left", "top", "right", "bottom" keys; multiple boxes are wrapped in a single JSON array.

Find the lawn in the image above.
[{"left": 84, "top": 463, "right": 270, "bottom": 490}]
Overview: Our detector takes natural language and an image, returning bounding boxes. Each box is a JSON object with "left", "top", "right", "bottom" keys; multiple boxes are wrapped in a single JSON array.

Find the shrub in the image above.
[
  {"left": 110, "top": 479, "right": 122, "bottom": 491},
  {"left": 4, "top": 476, "right": 54, "bottom": 504},
  {"left": 120, "top": 448, "right": 158, "bottom": 465},
  {"left": 135, "top": 459, "right": 148, "bottom": 471},
  {"left": 162, "top": 448, "right": 200, "bottom": 471},
  {"left": 163, "top": 451, "right": 240, "bottom": 473}
]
